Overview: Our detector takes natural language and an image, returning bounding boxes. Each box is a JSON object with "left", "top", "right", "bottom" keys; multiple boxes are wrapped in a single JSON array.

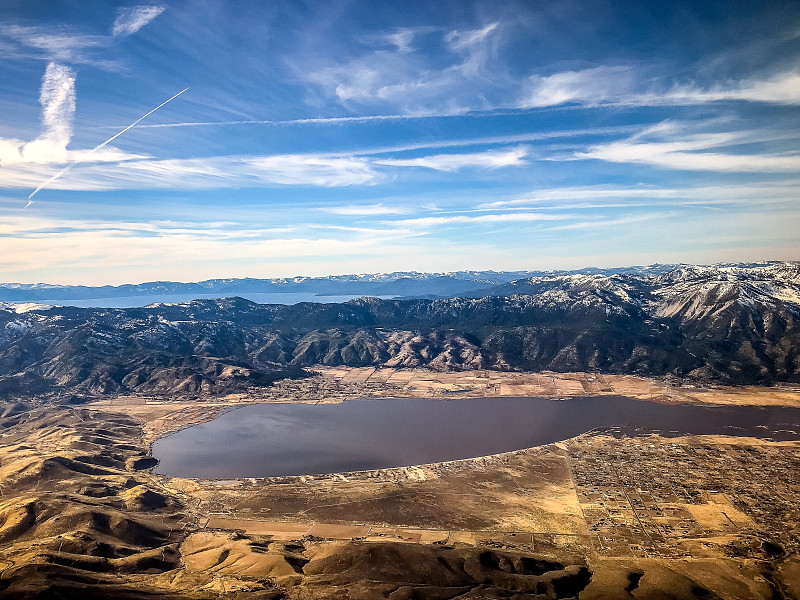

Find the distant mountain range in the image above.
[
  {"left": 1, "top": 262, "right": 798, "bottom": 396},
  {"left": 0, "top": 266, "right": 683, "bottom": 303}
]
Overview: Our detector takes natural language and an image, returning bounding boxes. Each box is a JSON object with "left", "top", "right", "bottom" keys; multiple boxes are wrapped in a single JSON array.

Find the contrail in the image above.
[{"left": 26, "top": 87, "right": 189, "bottom": 207}]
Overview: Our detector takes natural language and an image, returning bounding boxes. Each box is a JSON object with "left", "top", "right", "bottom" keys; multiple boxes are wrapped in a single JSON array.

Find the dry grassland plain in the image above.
[{"left": 1, "top": 368, "right": 798, "bottom": 598}]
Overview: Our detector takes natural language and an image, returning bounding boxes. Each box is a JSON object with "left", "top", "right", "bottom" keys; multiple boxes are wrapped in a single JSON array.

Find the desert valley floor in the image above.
[{"left": 1, "top": 367, "right": 797, "bottom": 599}]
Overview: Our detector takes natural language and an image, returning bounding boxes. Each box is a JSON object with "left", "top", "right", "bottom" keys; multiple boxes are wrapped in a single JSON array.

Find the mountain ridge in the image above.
[
  {"left": 1, "top": 262, "right": 798, "bottom": 396},
  {"left": 0, "top": 263, "right": 762, "bottom": 303},
  {"left": 0, "top": 270, "right": 534, "bottom": 302}
]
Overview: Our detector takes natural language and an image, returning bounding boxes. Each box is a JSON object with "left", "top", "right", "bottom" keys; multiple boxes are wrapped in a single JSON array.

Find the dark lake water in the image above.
[{"left": 151, "top": 396, "right": 800, "bottom": 479}]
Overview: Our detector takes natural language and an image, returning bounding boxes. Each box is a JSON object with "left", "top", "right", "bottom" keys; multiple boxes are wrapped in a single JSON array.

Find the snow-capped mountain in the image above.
[{"left": 0, "top": 262, "right": 797, "bottom": 396}]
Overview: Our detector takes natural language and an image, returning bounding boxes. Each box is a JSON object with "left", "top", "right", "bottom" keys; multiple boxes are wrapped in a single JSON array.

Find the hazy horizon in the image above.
[{"left": 0, "top": 259, "right": 796, "bottom": 290}]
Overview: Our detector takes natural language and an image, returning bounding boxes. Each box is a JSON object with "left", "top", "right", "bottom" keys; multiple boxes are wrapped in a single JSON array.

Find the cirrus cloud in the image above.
[
  {"left": 374, "top": 146, "right": 528, "bottom": 171},
  {"left": 519, "top": 66, "right": 800, "bottom": 108},
  {"left": 112, "top": 6, "right": 166, "bottom": 37}
]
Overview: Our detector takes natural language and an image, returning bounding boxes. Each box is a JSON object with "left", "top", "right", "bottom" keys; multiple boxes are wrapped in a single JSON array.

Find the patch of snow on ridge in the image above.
[{"left": 0, "top": 303, "right": 55, "bottom": 314}]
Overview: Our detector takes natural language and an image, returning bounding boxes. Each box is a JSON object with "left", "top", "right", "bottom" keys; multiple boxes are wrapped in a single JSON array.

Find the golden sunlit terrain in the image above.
[{"left": 1, "top": 368, "right": 798, "bottom": 598}]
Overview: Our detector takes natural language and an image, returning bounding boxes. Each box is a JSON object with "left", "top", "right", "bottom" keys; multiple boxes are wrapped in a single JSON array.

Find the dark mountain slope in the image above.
[{"left": 0, "top": 263, "right": 797, "bottom": 396}]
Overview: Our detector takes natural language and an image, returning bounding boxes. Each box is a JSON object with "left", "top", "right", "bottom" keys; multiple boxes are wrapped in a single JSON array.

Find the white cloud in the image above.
[
  {"left": 304, "top": 23, "right": 502, "bottom": 113},
  {"left": 542, "top": 124, "right": 800, "bottom": 173},
  {"left": 519, "top": 66, "right": 800, "bottom": 108},
  {"left": 636, "top": 72, "right": 800, "bottom": 106},
  {"left": 1, "top": 142, "right": 532, "bottom": 193},
  {"left": 112, "top": 5, "right": 166, "bottom": 37},
  {"left": 390, "top": 212, "right": 568, "bottom": 229},
  {"left": 356, "top": 127, "right": 635, "bottom": 156},
  {"left": 445, "top": 23, "right": 498, "bottom": 51},
  {"left": 519, "top": 66, "right": 635, "bottom": 108},
  {"left": 0, "top": 62, "right": 149, "bottom": 198},
  {"left": 322, "top": 204, "right": 408, "bottom": 216},
  {"left": 0, "top": 153, "right": 383, "bottom": 192},
  {"left": 16, "top": 63, "right": 75, "bottom": 165},
  {"left": 480, "top": 181, "right": 800, "bottom": 209},
  {"left": 0, "top": 7, "right": 164, "bottom": 64},
  {"left": 246, "top": 155, "right": 381, "bottom": 186},
  {"left": 364, "top": 28, "right": 418, "bottom": 53},
  {"left": 321, "top": 65, "right": 450, "bottom": 107},
  {"left": 386, "top": 30, "right": 415, "bottom": 53},
  {"left": 374, "top": 146, "right": 528, "bottom": 171},
  {"left": 577, "top": 137, "right": 800, "bottom": 172},
  {"left": 127, "top": 120, "right": 633, "bottom": 157},
  {"left": 445, "top": 22, "right": 499, "bottom": 79},
  {"left": 544, "top": 213, "right": 671, "bottom": 231},
  {"left": 0, "top": 24, "right": 106, "bottom": 63}
]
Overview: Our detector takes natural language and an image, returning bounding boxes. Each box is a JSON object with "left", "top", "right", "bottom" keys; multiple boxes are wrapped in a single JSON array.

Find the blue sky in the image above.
[{"left": 1, "top": 0, "right": 799, "bottom": 284}]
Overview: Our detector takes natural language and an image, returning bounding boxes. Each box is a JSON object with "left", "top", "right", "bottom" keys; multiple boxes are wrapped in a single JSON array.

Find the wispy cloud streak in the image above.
[
  {"left": 322, "top": 204, "right": 408, "bottom": 216},
  {"left": 112, "top": 6, "right": 166, "bottom": 37},
  {"left": 520, "top": 67, "right": 635, "bottom": 108},
  {"left": 375, "top": 146, "right": 528, "bottom": 171},
  {"left": 519, "top": 67, "right": 800, "bottom": 108},
  {"left": 573, "top": 129, "right": 800, "bottom": 172},
  {"left": 389, "top": 212, "right": 568, "bottom": 228},
  {"left": 480, "top": 181, "right": 800, "bottom": 209},
  {"left": 0, "top": 24, "right": 106, "bottom": 63},
  {"left": 544, "top": 213, "right": 671, "bottom": 231}
]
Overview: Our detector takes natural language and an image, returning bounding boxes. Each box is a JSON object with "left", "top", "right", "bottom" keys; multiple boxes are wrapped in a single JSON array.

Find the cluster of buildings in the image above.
[{"left": 567, "top": 433, "right": 800, "bottom": 558}]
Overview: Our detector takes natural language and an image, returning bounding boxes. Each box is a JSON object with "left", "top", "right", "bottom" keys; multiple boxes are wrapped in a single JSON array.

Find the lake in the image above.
[{"left": 151, "top": 396, "right": 800, "bottom": 479}]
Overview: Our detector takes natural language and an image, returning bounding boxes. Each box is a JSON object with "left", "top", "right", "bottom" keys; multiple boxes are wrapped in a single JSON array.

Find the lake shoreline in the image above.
[{"left": 150, "top": 395, "right": 800, "bottom": 479}]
